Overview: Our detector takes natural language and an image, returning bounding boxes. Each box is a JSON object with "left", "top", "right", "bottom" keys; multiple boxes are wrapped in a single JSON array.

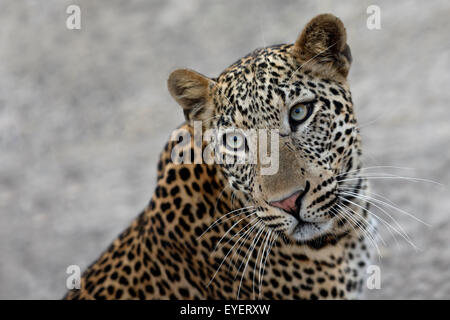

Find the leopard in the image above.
[{"left": 64, "top": 13, "right": 376, "bottom": 300}]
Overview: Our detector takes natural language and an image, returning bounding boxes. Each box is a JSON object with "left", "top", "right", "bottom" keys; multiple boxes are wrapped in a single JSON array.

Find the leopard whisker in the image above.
[
  {"left": 228, "top": 216, "right": 262, "bottom": 272},
  {"left": 213, "top": 184, "right": 231, "bottom": 215},
  {"left": 259, "top": 231, "right": 278, "bottom": 299},
  {"left": 334, "top": 204, "right": 382, "bottom": 258},
  {"left": 333, "top": 204, "right": 381, "bottom": 248},
  {"left": 339, "top": 195, "right": 420, "bottom": 251},
  {"left": 338, "top": 199, "right": 395, "bottom": 248},
  {"left": 213, "top": 212, "right": 257, "bottom": 251},
  {"left": 339, "top": 190, "right": 413, "bottom": 242},
  {"left": 257, "top": 229, "right": 272, "bottom": 299},
  {"left": 237, "top": 224, "right": 266, "bottom": 299},
  {"left": 197, "top": 206, "right": 255, "bottom": 240},
  {"left": 339, "top": 187, "right": 396, "bottom": 206},
  {"left": 335, "top": 166, "right": 415, "bottom": 178},
  {"left": 337, "top": 175, "right": 443, "bottom": 186},
  {"left": 253, "top": 228, "right": 270, "bottom": 299},
  {"left": 207, "top": 218, "right": 260, "bottom": 287},
  {"left": 235, "top": 223, "right": 265, "bottom": 280},
  {"left": 215, "top": 216, "right": 259, "bottom": 256},
  {"left": 341, "top": 190, "right": 430, "bottom": 227}
]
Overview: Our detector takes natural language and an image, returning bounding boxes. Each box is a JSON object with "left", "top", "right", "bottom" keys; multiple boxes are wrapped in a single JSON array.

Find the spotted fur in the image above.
[{"left": 64, "top": 14, "right": 375, "bottom": 300}]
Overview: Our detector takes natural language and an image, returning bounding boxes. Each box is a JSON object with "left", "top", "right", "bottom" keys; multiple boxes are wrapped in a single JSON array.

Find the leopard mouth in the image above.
[
  {"left": 293, "top": 217, "right": 316, "bottom": 230},
  {"left": 289, "top": 219, "right": 333, "bottom": 241},
  {"left": 269, "top": 199, "right": 317, "bottom": 232},
  {"left": 268, "top": 198, "right": 334, "bottom": 241},
  {"left": 266, "top": 210, "right": 332, "bottom": 242},
  {"left": 264, "top": 182, "right": 336, "bottom": 241}
]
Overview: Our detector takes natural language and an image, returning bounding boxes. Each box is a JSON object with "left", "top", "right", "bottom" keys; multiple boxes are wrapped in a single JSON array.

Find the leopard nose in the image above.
[
  {"left": 270, "top": 191, "right": 301, "bottom": 215},
  {"left": 294, "top": 181, "right": 310, "bottom": 211},
  {"left": 270, "top": 181, "right": 310, "bottom": 218}
]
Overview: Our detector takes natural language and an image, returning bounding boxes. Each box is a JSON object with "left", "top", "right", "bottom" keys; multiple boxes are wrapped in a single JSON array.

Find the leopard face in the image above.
[{"left": 168, "top": 14, "right": 364, "bottom": 243}]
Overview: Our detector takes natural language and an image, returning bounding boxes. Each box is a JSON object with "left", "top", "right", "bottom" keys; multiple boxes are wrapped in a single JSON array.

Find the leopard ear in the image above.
[
  {"left": 168, "top": 69, "right": 214, "bottom": 123},
  {"left": 293, "top": 14, "right": 352, "bottom": 78}
]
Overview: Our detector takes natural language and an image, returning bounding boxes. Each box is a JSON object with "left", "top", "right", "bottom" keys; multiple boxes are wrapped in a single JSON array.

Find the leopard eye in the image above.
[
  {"left": 289, "top": 102, "right": 314, "bottom": 126},
  {"left": 290, "top": 103, "right": 308, "bottom": 122},
  {"left": 224, "top": 131, "right": 246, "bottom": 151}
]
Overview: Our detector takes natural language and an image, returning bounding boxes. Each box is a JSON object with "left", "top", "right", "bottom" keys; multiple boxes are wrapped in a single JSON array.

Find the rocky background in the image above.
[{"left": 0, "top": 0, "right": 449, "bottom": 299}]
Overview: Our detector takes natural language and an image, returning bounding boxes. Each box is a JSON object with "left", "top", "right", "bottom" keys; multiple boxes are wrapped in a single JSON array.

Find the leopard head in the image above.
[{"left": 167, "top": 14, "right": 364, "bottom": 243}]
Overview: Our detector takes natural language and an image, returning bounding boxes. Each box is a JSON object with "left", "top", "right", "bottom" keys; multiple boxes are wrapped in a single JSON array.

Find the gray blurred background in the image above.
[{"left": 0, "top": 0, "right": 449, "bottom": 299}]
